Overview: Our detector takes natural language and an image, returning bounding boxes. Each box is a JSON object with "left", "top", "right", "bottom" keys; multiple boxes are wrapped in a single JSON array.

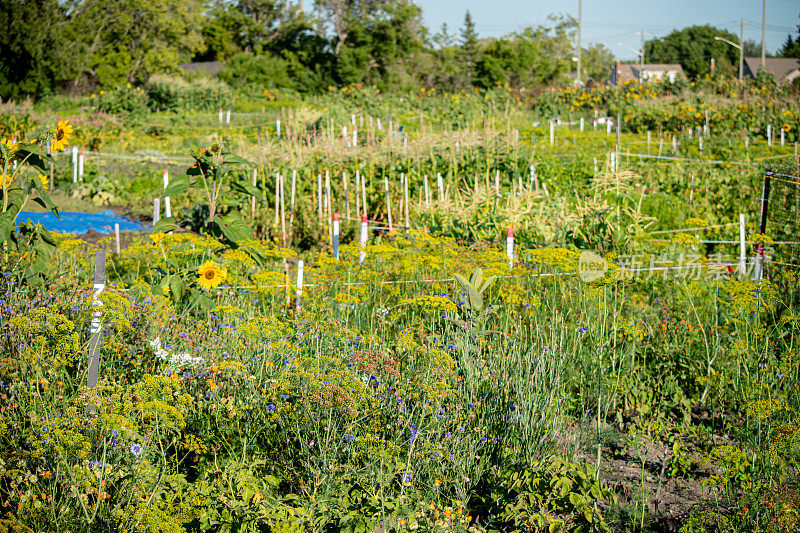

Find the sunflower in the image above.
[
  {"left": 197, "top": 261, "right": 227, "bottom": 289},
  {"left": 38, "top": 173, "right": 49, "bottom": 190},
  {"left": 51, "top": 120, "right": 73, "bottom": 152},
  {"left": 150, "top": 232, "right": 166, "bottom": 246},
  {"left": 783, "top": 124, "right": 792, "bottom": 132}
]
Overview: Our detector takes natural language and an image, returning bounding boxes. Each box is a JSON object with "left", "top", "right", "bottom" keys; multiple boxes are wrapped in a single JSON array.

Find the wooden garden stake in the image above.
[
  {"left": 343, "top": 172, "right": 350, "bottom": 219},
  {"left": 280, "top": 172, "right": 287, "bottom": 246},
  {"left": 295, "top": 260, "right": 304, "bottom": 311},
  {"left": 361, "top": 171, "right": 367, "bottom": 217},
  {"left": 403, "top": 173, "right": 410, "bottom": 228},
  {"left": 355, "top": 170, "right": 361, "bottom": 218},
  {"left": 384, "top": 176, "right": 393, "bottom": 232},
  {"left": 325, "top": 170, "right": 332, "bottom": 241},
  {"left": 317, "top": 174, "right": 323, "bottom": 222},
  {"left": 251, "top": 168, "right": 257, "bottom": 220},
  {"left": 274, "top": 172, "right": 280, "bottom": 226},
  {"left": 87, "top": 250, "right": 106, "bottom": 391}
]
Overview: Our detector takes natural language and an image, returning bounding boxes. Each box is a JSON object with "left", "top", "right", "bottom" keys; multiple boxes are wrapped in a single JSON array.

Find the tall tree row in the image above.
[{"left": 0, "top": 0, "right": 710, "bottom": 100}]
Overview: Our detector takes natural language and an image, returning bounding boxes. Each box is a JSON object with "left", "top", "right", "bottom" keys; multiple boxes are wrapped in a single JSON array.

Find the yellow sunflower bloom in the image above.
[
  {"left": 197, "top": 261, "right": 227, "bottom": 289},
  {"left": 38, "top": 173, "right": 48, "bottom": 190},
  {"left": 150, "top": 232, "right": 166, "bottom": 246},
  {"left": 783, "top": 124, "right": 792, "bottom": 132},
  {"left": 51, "top": 120, "right": 74, "bottom": 152}
]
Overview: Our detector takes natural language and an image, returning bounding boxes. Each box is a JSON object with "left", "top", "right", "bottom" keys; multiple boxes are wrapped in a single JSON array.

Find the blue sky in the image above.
[{"left": 415, "top": 0, "right": 799, "bottom": 59}]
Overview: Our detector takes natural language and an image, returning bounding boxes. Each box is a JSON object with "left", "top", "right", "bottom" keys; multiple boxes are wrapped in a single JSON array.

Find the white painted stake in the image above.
[
  {"left": 360, "top": 170, "right": 367, "bottom": 217},
  {"left": 739, "top": 213, "right": 747, "bottom": 278},
  {"left": 225, "top": 110, "right": 230, "bottom": 124},
  {"left": 162, "top": 170, "right": 171, "bottom": 218},
  {"left": 359, "top": 215, "right": 368, "bottom": 264},
  {"left": 78, "top": 151, "right": 84, "bottom": 181},
  {"left": 352, "top": 128, "right": 357, "bottom": 146},
  {"left": 494, "top": 169, "right": 500, "bottom": 196},
  {"left": 276, "top": 119, "right": 281, "bottom": 139},
  {"left": 593, "top": 158, "right": 598, "bottom": 173},
  {"left": 424, "top": 174, "right": 430, "bottom": 207},
  {"left": 506, "top": 227, "right": 514, "bottom": 269},
  {"left": 351, "top": 113, "right": 356, "bottom": 126},
  {"left": 218, "top": 109, "right": 223, "bottom": 123},
  {"left": 549, "top": 120, "right": 555, "bottom": 146},
  {"left": 251, "top": 168, "right": 258, "bottom": 218},
  {"left": 72, "top": 146, "right": 78, "bottom": 185},
  {"left": 781, "top": 128, "right": 785, "bottom": 147},
  {"left": 609, "top": 150, "right": 616, "bottom": 172},
  {"left": 767, "top": 125, "right": 772, "bottom": 146},
  {"left": 593, "top": 118, "right": 598, "bottom": 130},
  {"left": 333, "top": 213, "right": 340, "bottom": 259},
  {"left": 295, "top": 260, "right": 304, "bottom": 311},
  {"left": 607, "top": 120, "right": 612, "bottom": 135},
  {"left": 580, "top": 117, "right": 584, "bottom": 132},
  {"left": 114, "top": 224, "right": 120, "bottom": 254},
  {"left": 153, "top": 198, "right": 160, "bottom": 224},
  {"left": 437, "top": 173, "right": 444, "bottom": 201}
]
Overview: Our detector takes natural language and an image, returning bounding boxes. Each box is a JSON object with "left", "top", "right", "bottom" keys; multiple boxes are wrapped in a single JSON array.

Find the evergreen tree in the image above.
[
  {"left": 778, "top": 13, "right": 799, "bottom": 59},
  {"left": 459, "top": 10, "right": 479, "bottom": 86}
]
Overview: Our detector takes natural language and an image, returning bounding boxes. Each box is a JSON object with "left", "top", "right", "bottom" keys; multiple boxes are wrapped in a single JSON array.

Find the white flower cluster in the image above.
[{"left": 148, "top": 338, "right": 204, "bottom": 367}]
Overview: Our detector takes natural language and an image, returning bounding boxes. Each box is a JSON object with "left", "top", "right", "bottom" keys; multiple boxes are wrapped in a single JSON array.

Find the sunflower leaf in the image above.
[{"left": 153, "top": 217, "right": 180, "bottom": 234}]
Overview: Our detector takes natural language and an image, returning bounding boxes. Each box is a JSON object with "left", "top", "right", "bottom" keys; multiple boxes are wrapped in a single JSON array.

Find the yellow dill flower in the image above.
[
  {"left": 1, "top": 138, "right": 17, "bottom": 152},
  {"left": 150, "top": 233, "right": 166, "bottom": 246},
  {"left": 197, "top": 260, "right": 227, "bottom": 289},
  {"left": 51, "top": 120, "right": 73, "bottom": 152}
]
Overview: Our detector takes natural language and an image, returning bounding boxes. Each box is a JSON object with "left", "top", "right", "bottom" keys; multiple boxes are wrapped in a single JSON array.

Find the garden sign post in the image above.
[{"left": 87, "top": 250, "right": 106, "bottom": 390}]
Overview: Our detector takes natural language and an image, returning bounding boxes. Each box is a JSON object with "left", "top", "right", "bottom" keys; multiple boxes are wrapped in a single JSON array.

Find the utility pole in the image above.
[
  {"left": 576, "top": 0, "right": 582, "bottom": 84},
  {"left": 739, "top": 19, "right": 744, "bottom": 80},
  {"left": 640, "top": 29, "right": 645, "bottom": 67},
  {"left": 761, "top": 0, "right": 766, "bottom": 68}
]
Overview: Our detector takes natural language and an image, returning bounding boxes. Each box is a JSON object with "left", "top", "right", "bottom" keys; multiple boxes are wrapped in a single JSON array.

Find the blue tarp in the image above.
[{"left": 16, "top": 210, "right": 149, "bottom": 234}]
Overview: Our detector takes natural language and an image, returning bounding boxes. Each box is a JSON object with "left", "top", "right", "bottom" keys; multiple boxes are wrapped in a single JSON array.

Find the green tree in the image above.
[
  {"left": 70, "top": 0, "right": 205, "bottom": 86},
  {"left": 644, "top": 25, "right": 739, "bottom": 78},
  {"left": 742, "top": 39, "right": 761, "bottom": 58},
  {"left": 473, "top": 16, "right": 577, "bottom": 90},
  {"left": 582, "top": 43, "right": 614, "bottom": 82},
  {"left": 196, "top": 0, "right": 242, "bottom": 62},
  {"left": 778, "top": 13, "right": 799, "bottom": 59},
  {"left": 427, "top": 23, "right": 462, "bottom": 90},
  {"left": 459, "top": 10, "right": 479, "bottom": 85},
  {"left": 0, "top": 0, "right": 83, "bottom": 100},
  {"left": 316, "top": 0, "right": 424, "bottom": 88}
]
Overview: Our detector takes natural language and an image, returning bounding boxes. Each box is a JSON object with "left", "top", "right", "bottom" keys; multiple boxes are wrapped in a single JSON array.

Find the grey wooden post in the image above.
[{"left": 87, "top": 251, "right": 106, "bottom": 389}]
